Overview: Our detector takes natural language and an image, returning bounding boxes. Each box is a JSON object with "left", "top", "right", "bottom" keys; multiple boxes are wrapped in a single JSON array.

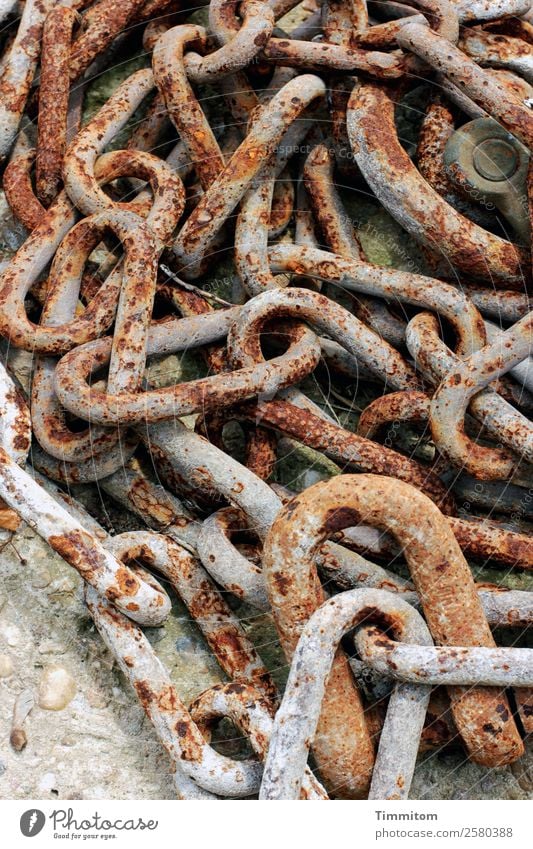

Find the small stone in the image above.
[
  {"left": 38, "top": 639, "right": 65, "bottom": 655},
  {"left": 1, "top": 625, "right": 21, "bottom": 647},
  {"left": 38, "top": 772, "right": 57, "bottom": 794},
  {"left": 47, "top": 577, "right": 76, "bottom": 595},
  {"left": 31, "top": 567, "right": 51, "bottom": 588},
  {"left": 0, "top": 653, "right": 13, "bottom": 677},
  {"left": 10, "top": 727, "right": 27, "bottom": 751},
  {"left": 38, "top": 665, "right": 77, "bottom": 711},
  {"left": 145, "top": 627, "right": 165, "bottom": 645}
]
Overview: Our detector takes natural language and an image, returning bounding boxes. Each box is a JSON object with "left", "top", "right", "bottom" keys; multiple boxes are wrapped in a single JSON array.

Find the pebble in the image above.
[
  {"left": 1, "top": 624, "right": 21, "bottom": 647},
  {"left": 38, "top": 639, "right": 66, "bottom": 655},
  {"left": 47, "top": 577, "right": 76, "bottom": 595},
  {"left": 31, "top": 567, "right": 52, "bottom": 589},
  {"left": 38, "top": 772, "right": 57, "bottom": 794},
  {"left": 0, "top": 653, "right": 13, "bottom": 677},
  {"left": 38, "top": 666, "right": 77, "bottom": 711},
  {"left": 10, "top": 728, "right": 27, "bottom": 751}
]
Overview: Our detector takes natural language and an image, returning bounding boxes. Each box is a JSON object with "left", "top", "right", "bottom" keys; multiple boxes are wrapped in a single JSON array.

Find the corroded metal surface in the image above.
[
  {"left": 0, "top": 0, "right": 55, "bottom": 160},
  {"left": 262, "top": 475, "right": 524, "bottom": 795},
  {"left": 190, "top": 681, "right": 328, "bottom": 799},
  {"left": 36, "top": 6, "right": 78, "bottom": 206},
  {"left": 347, "top": 82, "right": 529, "bottom": 286}
]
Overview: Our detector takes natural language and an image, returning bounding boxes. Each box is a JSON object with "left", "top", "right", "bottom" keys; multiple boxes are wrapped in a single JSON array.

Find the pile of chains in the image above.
[{"left": 0, "top": 0, "right": 532, "bottom": 800}]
